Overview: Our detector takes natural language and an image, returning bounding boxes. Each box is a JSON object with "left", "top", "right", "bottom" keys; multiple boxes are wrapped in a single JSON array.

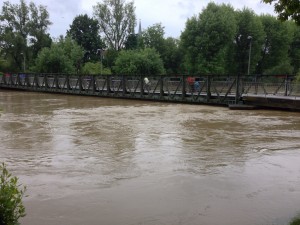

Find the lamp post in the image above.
[
  {"left": 247, "top": 36, "right": 252, "bottom": 75},
  {"left": 20, "top": 53, "right": 25, "bottom": 72},
  {"left": 97, "top": 48, "right": 103, "bottom": 75}
]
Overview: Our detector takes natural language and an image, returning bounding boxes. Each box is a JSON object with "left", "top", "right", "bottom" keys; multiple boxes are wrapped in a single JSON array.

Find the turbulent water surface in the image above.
[{"left": 0, "top": 90, "right": 300, "bottom": 225}]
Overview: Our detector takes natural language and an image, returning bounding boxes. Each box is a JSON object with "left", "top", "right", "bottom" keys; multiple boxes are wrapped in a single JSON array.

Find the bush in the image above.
[
  {"left": 0, "top": 163, "right": 26, "bottom": 225},
  {"left": 290, "top": 217, "right": 300, "bottom": 225},
  {"left": 114, "top": 48, "right": 165, "bottom": 75}
]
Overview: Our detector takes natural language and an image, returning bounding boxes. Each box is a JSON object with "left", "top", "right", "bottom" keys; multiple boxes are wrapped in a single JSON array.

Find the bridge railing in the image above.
[
  {"left": 1, "top": 73, "right": 299, "bottom": 102},
  {"left": 241, "top": 75, "right": 300, "bottom": 97}
]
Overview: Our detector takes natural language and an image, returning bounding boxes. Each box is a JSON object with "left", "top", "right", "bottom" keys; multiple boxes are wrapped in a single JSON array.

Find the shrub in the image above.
[
  {"left": 290, "top": 217, "right": 300, "bottom": 225},
  {"left": 0, "top": 163, "right": 26, "bottom": 225}
]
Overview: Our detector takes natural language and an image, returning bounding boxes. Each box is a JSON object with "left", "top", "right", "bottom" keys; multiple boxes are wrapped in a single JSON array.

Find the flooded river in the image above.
[{"left": 0, "top": 90, "right": 300, "bottom": 225}]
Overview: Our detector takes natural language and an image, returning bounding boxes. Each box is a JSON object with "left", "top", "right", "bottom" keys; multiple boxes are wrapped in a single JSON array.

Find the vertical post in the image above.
[
  {"left": 141, "top": 75, "right": 144, "bottom": 97},
  {"left": 97, "top": 48, "right": 104, "bottom": 75},
  {"left": 206, "top": 75, "right": 211, "bottom": 102},
  {"left": 160, "top": 75, "right": 164, "bottom": 99},
  {"left": 55, "top": 74, "right": 59, "bottom": 91},
  {"left": 247, "top": 36, "right": 252, "bottom": 75},
  {"left": 66, "top": 74, "right": 70, "bottom": 93},
  {"left": 235, "top": 74, "right": 240, "bottom": 104},
  {"left": 91, "top": 75, "right": 96, "bottom": 94},
  {"left": 106, "top": 75, "right": 111, "bottom": 95},
  {"left": 182, "top": 74, "right": 186, "bottom": 100},
  {"left": 284, "top": 74, "right": 288, "bottom": 96},
  {"left": 79, "top": 74, "right": 83, "bottom": 93},
  {"left": 122, "top": 75, "right": 126, "bottom": 96},
  {"left": 44, "top": 74, "right": 48, "bottom": 91}
]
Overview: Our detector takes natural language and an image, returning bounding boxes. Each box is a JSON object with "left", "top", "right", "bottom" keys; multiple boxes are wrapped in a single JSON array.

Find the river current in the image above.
[{"left": 0, "top": 90, "right": 300, "bottom": 225}]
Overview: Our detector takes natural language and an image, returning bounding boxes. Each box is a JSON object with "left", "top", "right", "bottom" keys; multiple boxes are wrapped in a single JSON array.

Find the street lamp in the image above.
[
  {"left": 97, "top": 48, "right": 103, "bottom": 74},
  {"left": 247, "top": 36, "right": 252, "bottom": 75},
  {"left": 20, "top": 53, "right": 25, "bottom": 72}
]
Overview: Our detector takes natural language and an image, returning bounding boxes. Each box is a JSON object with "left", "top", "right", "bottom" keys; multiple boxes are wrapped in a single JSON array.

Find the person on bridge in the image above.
[
  {"left": 187, "top": 76, "right": 195, "bottom": 93},
  {"left": 194, "top": 81, "right": 200, "bottom": 92},
  {"left": 144, "top": 77, "right": 150, "bottom": 92}
]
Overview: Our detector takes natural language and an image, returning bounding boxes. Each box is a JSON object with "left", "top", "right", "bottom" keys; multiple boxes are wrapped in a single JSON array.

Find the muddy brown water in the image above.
[{"left": 0, "top": 90, "right": 300, "bottom": 225}]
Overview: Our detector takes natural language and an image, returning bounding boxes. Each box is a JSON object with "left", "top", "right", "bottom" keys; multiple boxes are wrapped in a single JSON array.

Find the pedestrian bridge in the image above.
[{"left": 0, "top": 73, "right": 299, "bottom": 111}]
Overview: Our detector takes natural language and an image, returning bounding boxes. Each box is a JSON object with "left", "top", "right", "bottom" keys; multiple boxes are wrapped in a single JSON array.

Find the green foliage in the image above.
[
  {"left": 81, "top": 62, "right": 111, "bottom": 74},
  {"left": 67, "top": 14, "right": 105, "bottom": 61},
  {"left": 124, "top": 34, "right": 139, "bottom": 50},
  {"left": 257, "top": 15, "right": 293, "bottom": 74},
  {"left": 33, "top": 37, "right": 84, "bottom": 73},
  {"left": 290, "top": 23, "right": 300, "bottom": 74},
  {"left": 262, "top": 0, "right": 300, "bottom": 25},
  {"left": 93, "top": 0, "right": 136, "bottom": 51},
  {"left": 162, "top": 37, "right": 182, "bottom": 74},
  {"left": 0, "top": 0, "right": 52, "bottom": 71},
  {"left": 0, "top": 163, "right": 26, "bottom": 225},
  {"left": 290, "top": 216, "right": 300, "bottom": 225},
  {"left": 114, "top": 48, "right": 165, "bottom": 75},
  {"left": 140, "top": 23, "right": 165, "bottom": 53},
  {"left": 139, "top": 23, "right": 182, "bottom": 74},
  {"left": 234, "top": 8, "right": 266, "bottom": 75},
  {"left": 296, "top": 70, "right": 300, "bottom": 82},
  {"left": 180, "top": 2, "right": 237, "bottom": 74},
  {"left": 0, "top": 55, "right": 10, "bottom": 72}
]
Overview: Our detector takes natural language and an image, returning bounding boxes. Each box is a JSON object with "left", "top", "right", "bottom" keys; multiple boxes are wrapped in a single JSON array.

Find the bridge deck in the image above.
[{"left": 0, "top": 73, "right": 299, "bottom": 111}]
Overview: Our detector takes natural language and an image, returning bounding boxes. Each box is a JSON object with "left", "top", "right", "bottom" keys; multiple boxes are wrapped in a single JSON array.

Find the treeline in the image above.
[{"left": 0, "top": 0, "right": 300, "bottom": 77}]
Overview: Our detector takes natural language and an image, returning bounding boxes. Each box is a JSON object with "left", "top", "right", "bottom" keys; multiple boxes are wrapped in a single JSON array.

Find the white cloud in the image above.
[{"left": 0, "top": 0, "right": 276, "bottom": 38}]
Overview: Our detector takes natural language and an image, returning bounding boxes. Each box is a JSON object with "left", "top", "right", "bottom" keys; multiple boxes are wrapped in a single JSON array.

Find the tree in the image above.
[
  {"left": 0, "top": 0, "right": 52, "bottom": 72},
  {"left": 161, "top": 37, "right": 182, "bottom": 74},
  {"left": 81, "top": 62, "right": 111, "bottom": 74},
  {"left": 0, "top": 163, "right": 26, "bottom": 225},
  {"left": 124, "top": 33, "right": 138, "bottom": 50},
  {"left": 233, "top": 8, "right": 265, "bottom": 75},
  {"left": 257, "top": 15, "right": 293, "bottom": 74},
  {"left": 289, "top": 23, "right": 300, "bottom": 74},
  {"left": 262, "top": 0, "right": 300, "bottom": 25},
  {"left": 180, "top": 3, "right": 237, "bottom": 74},
  {"left": 114, "top": 48, "right": 165, "bottom": 75},
  {"left": 27, "top": 2, "right": 52, "bottom": 60},
  {"left": 33, "top": 37, "right": 84, "bottom": 73},
  {"left": 139, "top": 23, "right": 182, "bottom": 74},
  {"left": 140, "top": 23, "right": 165, "bottom": 54},
  {"left": 93, "top": 0, "right": 136, "bottom": 51},
  {"left": 67, "top": 14, "right": 105, "bottom": 61}
]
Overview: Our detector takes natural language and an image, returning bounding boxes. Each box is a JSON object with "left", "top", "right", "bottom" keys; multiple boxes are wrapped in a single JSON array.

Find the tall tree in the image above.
[
  {"left": 67, "top": 14, "right": 105, "bottom": 61},
  {"left": 289, "top": 23, "right": 300, "bottom": 74},
  {"left": 162, "top": 37, "right": 182, "bottom": 74},
  {"left": 93, "top": 0, "right": 136, "bottom": 51},
  {"left": 28, "top": 2, "right": 52, "bottom": 60},
  {"left": 234, "top": 8, "right": 265, "bottom": 75},
  {"left": 140, "top": 23, "right": 165, "bottom": 54},
  {"left": 180, "top": 3, "right": 237, "bottom": 74},
  {"left": 262, "top": 0, "right": 300, "bottom": 25},
  {"left": 257, "top": 15, "right": 293, "bottom": 74},
  {"left": 0, "top": 0, "right": 51, "bottom": 72}
]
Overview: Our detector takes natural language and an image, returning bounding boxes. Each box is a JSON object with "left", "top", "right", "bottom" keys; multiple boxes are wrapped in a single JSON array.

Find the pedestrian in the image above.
[
  {"left": 144, "top": 77, "right": 150, "bottom": 92},
  {"left": 194, "top": 81, "right": 200, "bottom": 92},
  {"left": 187, "top": 76, "right": 195, "bottom": 92}
]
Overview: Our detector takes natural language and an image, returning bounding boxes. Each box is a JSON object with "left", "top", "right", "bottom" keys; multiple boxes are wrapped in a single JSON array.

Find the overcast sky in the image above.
[{"left": 1, "top": 0, "right": 276, "bottom": 38}]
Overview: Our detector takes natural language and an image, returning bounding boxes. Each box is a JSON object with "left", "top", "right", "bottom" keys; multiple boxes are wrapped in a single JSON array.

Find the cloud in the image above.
[{"left": 0, "top": 0, "right": 275, "bottom": 38}]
